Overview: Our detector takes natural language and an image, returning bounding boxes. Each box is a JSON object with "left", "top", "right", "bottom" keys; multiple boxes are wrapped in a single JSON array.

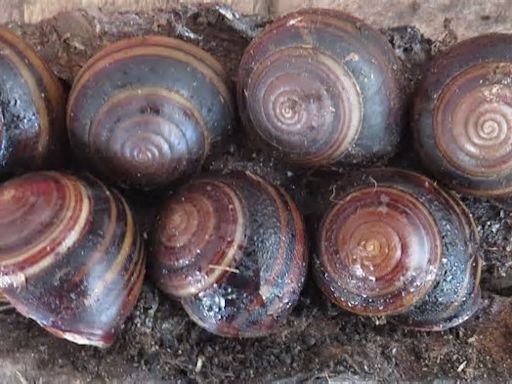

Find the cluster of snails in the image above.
[{"left": 3, "top": 6, "right": 508, "bottom": 347}]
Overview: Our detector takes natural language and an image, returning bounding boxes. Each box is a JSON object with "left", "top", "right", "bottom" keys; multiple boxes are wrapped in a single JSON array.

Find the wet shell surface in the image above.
[
  {"left": 313, "top": 168, "right": 481, "bottom": 330},
  {"left": 67, "top": 36, "right": 234, "bottom": 189},
  {"left": 0, "top": 171, "right": 145, "bottom": 347},
  {"left": 0, "top": 27, "right": 66, "bottom": 174},
  {"left": 150, "top": 171, "right": 308, "bottom": 337},
  {"left": 238, "top": 8, "right": 403, "bottom": 168},
  {"left": 414, "top": 33, "right": 512, "bottom": 197}
]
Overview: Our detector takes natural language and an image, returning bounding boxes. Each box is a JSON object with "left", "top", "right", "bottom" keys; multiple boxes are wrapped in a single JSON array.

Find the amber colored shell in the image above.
[
  {"left": 67, "top": 36, "right": 234, "bottom": 190},
  {"left": 414, "top": 34, "right": 512, "bottom": 197},
  {"left": 238, "top": 8, "right": 403, "bottom": 168},
  {"left": 150, "top": 171, "right": 308, "bottom": 337},
  {"left": 0, "top": 172, "right": 145, "bottom": 347},
  {"left": 0, "top": 28, "right": 66, "bottom": 174},
  {"left": 313, "top": 168, "right": 481, "bottom": 330}
]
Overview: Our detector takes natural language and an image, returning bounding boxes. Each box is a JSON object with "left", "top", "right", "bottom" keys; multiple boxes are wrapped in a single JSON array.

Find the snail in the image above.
[
  {"left": 0, "top": 171, "right": 145, "bottom": 347},
  {"left": 237, "top": 8, "right": 403, "bottom": 168},
  {"left": 414, "top": 34, "right": 512, "bottom": 198},
  {"left": 67, "top": 36, "right": 234, "bottom": 190},
  {"left": 150, "top": 171, "right": 308, "bottom": 337},
  {"left": 0, "top": 27, "right": 66, "bottom": 174},
  {"left": 312, "top": 168, "right": 481, "bottom": 330}
]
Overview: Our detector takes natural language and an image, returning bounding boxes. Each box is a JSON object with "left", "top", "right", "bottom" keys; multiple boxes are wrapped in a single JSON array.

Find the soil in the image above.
[{"left": 0, "top": 5, "right": 511, "bottom": 384}]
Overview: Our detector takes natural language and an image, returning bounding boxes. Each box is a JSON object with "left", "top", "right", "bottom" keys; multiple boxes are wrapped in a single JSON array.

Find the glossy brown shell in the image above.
[
  {"left": 313, "top": 168, "right": 481, "bottom": 330},
  {"left": 238, "top": 8, "right": 403, "bottom": 168},
  {"left": 150, "top": 171, "right": 308, "bottom": 337},
  {"left": 0, "top": 28, "right": 66, "bottom": 174},
  {"left": 67, "top": 36, "right": 234, "bottom": 190},
  {"left": 414, "top": 34, "right": 512, "bottom": 197},
  {"left": 0, "top": 172, "right": 145, "bottom": 347}
]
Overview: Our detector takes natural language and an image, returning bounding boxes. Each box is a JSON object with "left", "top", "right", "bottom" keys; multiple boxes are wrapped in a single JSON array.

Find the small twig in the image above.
[
  {"left": 15, "top": 371, "right": 29, "bottom": 384},
  {"left": 213, "top": 5, "right": 264, "bottom": 39},
  {"left": 369, "top": 176, "right": 378, "bottom": 190},
  {"left": 329, "top": 185, "right": 337, "bottom": 202},
  {"left": 208, "top": 264, "right": 240, "bottom": 274}
]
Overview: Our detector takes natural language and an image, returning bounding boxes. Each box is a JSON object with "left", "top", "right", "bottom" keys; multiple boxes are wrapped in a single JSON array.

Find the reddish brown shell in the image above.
[
  {"left": 0, "top": 28, "right": 66, "bottom": 174},
  {"left": 414, "top": 34, "right": 512, "bottom": 197},
  {"left": 318, "top": 185, "right": 442, "bottom": 316},
  {"left": 150, "top": 171, "right": 308, "bottom": 337},
  {"left": 0, "top": 172, "right": 145, "bottom": 347},
  {"left": 67, "top": 36, "right": 234, "bottom": 190},
  {"left": 238, "top": 8, "right": 403, "bottom": 168},
  {"left": 313, "top": 169, "right": 481, "bottom": 330}
]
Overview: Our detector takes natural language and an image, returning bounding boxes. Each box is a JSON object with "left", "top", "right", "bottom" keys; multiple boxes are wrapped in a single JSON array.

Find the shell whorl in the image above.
[
  {"left": 238, "top": 8, "right": 402, "bottom": 167},
  {"left": 0, "top": 28, "right": 65, "bottom": 173},
  {"left": 246, "top": 46, "right": 362, "bottom": 165},
  {"left": 150, "top": 171, "right": 308, "bottom": 337},
  {"left": 0, "top": 172, "right": 145, "bottom": 347},
  {"left": 414, "top": 34, "right": 512, "bottom": 196},
  {"left": 67, "top": 36, "right": 233, "bottom": 189},
  {"left": 151, "top": 178, "right": 247, "bottom": 298},
  {"left": 434, "top": 63, "right": 512, "bottom": 176},
  {"left": 318, "top": 186, "right": 441, "bottom": 315},
  {"left": 88, "top": 88, "right": 208, "bottom": 187},
  {"left": 313, "top": 169, "right": 481, "bottom": 330}
]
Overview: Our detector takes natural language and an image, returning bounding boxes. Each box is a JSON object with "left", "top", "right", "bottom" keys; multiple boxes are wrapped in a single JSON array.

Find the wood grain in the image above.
[
  {"left": 0, "top": 0, "right": 271, "bottom": 23},
  {"left": 2, "top": 0, "right": 511, "bottom": 42},
  {"left": 273, "top": 0, "right": 512, "bottom": 40}
]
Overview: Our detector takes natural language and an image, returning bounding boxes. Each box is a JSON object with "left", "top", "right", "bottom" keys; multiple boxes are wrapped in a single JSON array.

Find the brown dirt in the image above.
[{"left": 0, "top": 5, "right": 511, "bottom": 384}]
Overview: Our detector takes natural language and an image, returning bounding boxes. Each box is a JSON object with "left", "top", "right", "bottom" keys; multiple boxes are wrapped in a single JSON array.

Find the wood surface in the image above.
[
  {"left": 0, "top": 0, "right": 270, "bottom": 23},
  {"left": 2, "top": 0, "right": 512, "bottom": 41}
]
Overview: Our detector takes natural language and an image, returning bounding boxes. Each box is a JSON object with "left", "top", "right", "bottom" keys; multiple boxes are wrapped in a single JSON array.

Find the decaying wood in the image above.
[
  {"left": 273, "top": 0, "right": 512, "bottom": 41},
  {"left": 0, "top": 0, "right": 272, "bottom": 23},
  {"left": 2, "top": 0, "right": 512, "bottom": 42}
]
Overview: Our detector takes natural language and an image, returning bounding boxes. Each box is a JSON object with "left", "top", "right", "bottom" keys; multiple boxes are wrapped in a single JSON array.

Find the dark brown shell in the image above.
[
  {"left": 238, "top": 8, "right": 403, "bottom": 168},
  {"left": 67, "top": 36, "right": 234, "bottom": 190},
  {"left": 0, "top": 28, "right": 66, "bottom": 174},
  {"left": 0, "top": 172, "right": 145, "bottom": 347},
  {"left": 150, "top": 171, "right": 308, "bottom": 337},
  {"left": 414, "top": 33, "right": 512, "bottom": 197},
  {"left": 313, "top": 168, "right": 481, "bottom": 330}
]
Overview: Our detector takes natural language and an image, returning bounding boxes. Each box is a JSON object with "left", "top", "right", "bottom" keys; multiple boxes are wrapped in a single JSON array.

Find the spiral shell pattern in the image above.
[
  {"left": 150, "top": 171, "right": 308, "bottom": 337},
  {"left": 245, "top": 47, "right": 362, "bottom": 164},
  {"left": 68, "top": 36, "right": 233, "bottom": 189},
  {"left": 238, "top": 9, "right": 402, "bottom": 167},
  {"left": 314, "top": 169, "right": 481, "bottom": 329},
  {"left": 0, "top": 28, "right": 66, "bottom": 174},
  {"left": 435, "top": 63, "right": 512, "bottom": 176},
  {"left": 317, "top": 186, "right": 442, "bottom": 315},
  {"left": 0, "top": 172, "right": 145, "bottom": 347},
  {"left": 415, "top": 34, "right": 512, "bottom": 196},
  {"left": 151, "top": 178, "right": 246, "bottom": 298}
]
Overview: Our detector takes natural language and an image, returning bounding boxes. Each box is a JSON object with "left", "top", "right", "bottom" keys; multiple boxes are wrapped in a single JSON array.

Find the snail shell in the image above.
[
  {"left": 0, "top": 172, "right": 145, "bottom": 347},
  {"left": 150, "top": 171, "right": 308, "bottom": 337},
  {"left": 414, "top": 34, "right": 512, "bottom": 197},
  {"left": 67, "top": 36, "right": 234, "bottom": 190},
  {"left": 313, "top": 168, "right": 481, "bottom": 330},
  {"left": 0, "top": 28, "right": 66, "bottom": 174},
  {"left": 238, "top": 8, "right": 403, "bottom": 168}
]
